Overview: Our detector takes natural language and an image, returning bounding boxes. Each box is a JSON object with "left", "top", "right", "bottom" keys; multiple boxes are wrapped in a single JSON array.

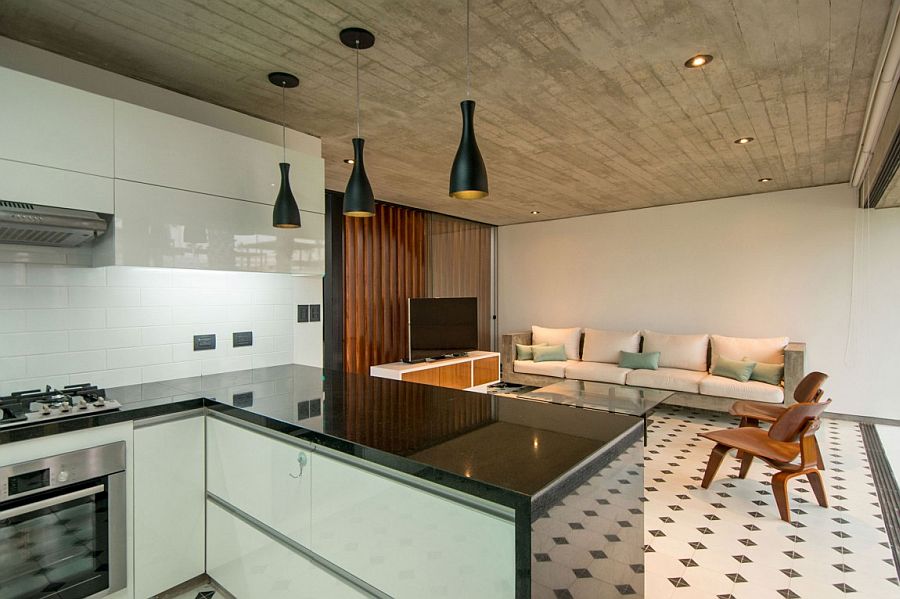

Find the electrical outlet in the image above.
[
  {"left": 297, "top": 304, "right": 309, "bottom": 323},
  {"left": 233, "top": 391, "right": 253, "bottom": 408},
  {"left": 309, "top": 304, "right": 321, "bottom": 322},
  {"left": 233, "top": 331, "right": 253, "bottom": 347},
  {"left": 193, "top": 334, "right": 216, "bottom": 351}
]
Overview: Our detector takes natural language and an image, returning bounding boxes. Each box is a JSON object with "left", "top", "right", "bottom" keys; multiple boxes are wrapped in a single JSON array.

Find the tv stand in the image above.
[{"left": 371, "top": 351, "right": 500, "bottom": 391}]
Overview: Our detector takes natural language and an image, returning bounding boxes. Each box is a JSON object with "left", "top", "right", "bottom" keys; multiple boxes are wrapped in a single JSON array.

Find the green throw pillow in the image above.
[
  {"left": 712, "top": 355, "right": 756, "bottom": 382},
  {"left": 516, "top": 343, "right": 547, "bottom": 360},
  {"left": 533, "top": 344, "right": 567, "bottom": 362},
  {"left": 748, "top": 359, "right": 784, "bottom": 385},
  {"left": 618, "top": 351, "right": 660, "bottom": 370}
]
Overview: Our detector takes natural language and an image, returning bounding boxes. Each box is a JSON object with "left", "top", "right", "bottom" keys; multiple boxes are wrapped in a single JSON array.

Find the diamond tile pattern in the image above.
[{"left": 531, "top": 405, "right": 897, "bottom": 598}]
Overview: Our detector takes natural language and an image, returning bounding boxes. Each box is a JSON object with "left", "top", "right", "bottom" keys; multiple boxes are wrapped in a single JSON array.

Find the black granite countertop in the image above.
[{"left": 0, "top": 365, "right": 642, "bottom": 509}]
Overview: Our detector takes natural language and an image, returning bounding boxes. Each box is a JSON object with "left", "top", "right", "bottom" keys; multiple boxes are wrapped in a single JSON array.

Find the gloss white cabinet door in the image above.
[
  {"left": 114, "top": 101, "right": 324, "bottom": 213},
  {"left": 206, "top": 417, "right": 312, "bottom": 544},
  {"left": 0, "top": 158, "right": 114, "bottom": 213},
  {"left": 0, "top": 66, "right": 114, "bottom": 177},
  {"left": 309, "top": 453, "right": 517, "bottom": 598},
  {"left": 95, "top": 179, "right": 324, "bottom": 274},
  {"left": 207, "top": 501, "right": 366, "bottom": 599},
  {"left": 133, "top": 415, "right": 205, "bottom": 599}
]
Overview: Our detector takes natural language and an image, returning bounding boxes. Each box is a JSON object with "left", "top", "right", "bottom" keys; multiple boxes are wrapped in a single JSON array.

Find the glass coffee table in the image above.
[{"left": 514, "top": 379, "right": 674, "bottom": 445}]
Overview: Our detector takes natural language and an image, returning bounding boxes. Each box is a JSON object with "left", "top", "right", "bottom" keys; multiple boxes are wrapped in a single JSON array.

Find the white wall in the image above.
[
  {"left": 293, "top": 275, "right": 324, "bottom": 368},
  {"left": 0, "top": 264, "right": 298, "bottom": 394},
  {"left": 498, "top": 184, "right": 900, "bottom": 420}
]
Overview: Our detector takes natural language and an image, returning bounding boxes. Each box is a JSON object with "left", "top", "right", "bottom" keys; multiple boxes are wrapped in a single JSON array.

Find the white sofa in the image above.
[{"left": 501, "top": 326, "right": 806, "bottom": 411}]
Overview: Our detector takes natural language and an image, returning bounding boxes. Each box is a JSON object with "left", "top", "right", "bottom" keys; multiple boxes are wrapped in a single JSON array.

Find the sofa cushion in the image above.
[
  {"left": 565, "top": 361, "right": 632, "bottom": 385},
  {"left": 641, "top": 331, "right": 710, "bottom": 372},
  {"left": 581, "top": 329, "right": 640, "bottom": 363},
  {"left": 700, "top": 375, "right": 784, "bottom": 403},
  {"left": 710, "top": 334, "right": 789, "bottom": 371},
  {"left": 626, "top": 367, "right": 707, "bottom": 393},
  {"left": 532, "top": 325, "right": 582, "bottom": 360},
  {"left": 619, "top": 351, "right": 659, "bottom": 370},
  {"left": 514, "top": 359, "right": 567, "bottom": 378}
]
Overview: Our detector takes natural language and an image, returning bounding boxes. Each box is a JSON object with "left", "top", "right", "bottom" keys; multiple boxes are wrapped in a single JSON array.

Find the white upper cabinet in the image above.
[
  {"left": 0, "top": 158, "right": 113, "bottom": 213},
  {"left": 114, "top": 101, "right": 324, "bottom": 213},
  {"left": 0, "top": 66, "right": 114, "bottom": 177},
  {"left": 94, "top": 180, "right": 325, "bottom": 274}
]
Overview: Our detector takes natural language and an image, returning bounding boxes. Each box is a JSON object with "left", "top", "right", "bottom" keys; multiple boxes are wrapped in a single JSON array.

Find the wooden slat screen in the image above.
[
  {"left": 427, "top": 213, "right": 494, "bottom": 350},
  {"left": 343, "top": 202, "right": 427, "bottom": 374}
]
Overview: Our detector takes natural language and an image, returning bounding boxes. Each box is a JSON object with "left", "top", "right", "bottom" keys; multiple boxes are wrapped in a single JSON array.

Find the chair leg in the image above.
[
  {"left": 701, "top": 444, "right": 729, "bottom": 489},
  {"left": 814, "top": 436, "right": 826, "bottom": 470},
  {"left": 738, "top": 452, "right": 754, "bottom": 479},
  {"left": 772, "top": 471, "right": 794, "bottom": 523},
  {"left": 806, "top": 469, "right": 829, "bottom": 508}
]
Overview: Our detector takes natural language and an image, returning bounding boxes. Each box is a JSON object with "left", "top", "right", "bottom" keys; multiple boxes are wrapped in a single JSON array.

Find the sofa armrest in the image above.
[
  {"left": 783, "top": 342, "right": 806, "bottom": 404},
  {"left": 501, "top": 331, "right": 532, "bottom": 379}
]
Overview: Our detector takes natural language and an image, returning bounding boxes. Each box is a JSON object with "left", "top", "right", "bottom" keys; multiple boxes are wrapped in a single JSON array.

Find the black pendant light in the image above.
[
  {"left": 449, "top": 0, "right": 488, "bottom": 200},
  {"left": 340, "top": 28, "right": 376, "bottom": 217},
  {"left": 268, "top": 72, "right": 302, "bottom": 228}
]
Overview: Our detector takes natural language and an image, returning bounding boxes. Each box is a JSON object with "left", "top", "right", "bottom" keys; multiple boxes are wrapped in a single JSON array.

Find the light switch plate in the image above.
[
  {"left": 297, "top": 304, "right": 309, "bottom": 323},
  {"left": 233, "top": 331, "right": 253, "bottom": 347},
  {"left": 233, "top": 392, "right": 253, "bottom": 408},
  {"left": 193, "top": 334, "right": 216, "bottom": 351},
  {"left": 309, "top": 304, "right": 321, "bottom": 322}
]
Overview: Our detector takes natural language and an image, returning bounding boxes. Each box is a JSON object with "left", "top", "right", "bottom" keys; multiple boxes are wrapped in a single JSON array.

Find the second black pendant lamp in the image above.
[
  {"left": 449, "top": 0, "right": 488, "bottom": 200},
  {"left": 341, "top": 27, "right": 376, "bottom": 217},
  {"left": 268, "top": 72, "right": 302, "bottom": 228}
]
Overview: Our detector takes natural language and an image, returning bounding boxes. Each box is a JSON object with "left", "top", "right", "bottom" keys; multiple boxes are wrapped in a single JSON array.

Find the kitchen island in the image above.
[{"left": 0, "top": 365, "right": 644, "bottom": 598}]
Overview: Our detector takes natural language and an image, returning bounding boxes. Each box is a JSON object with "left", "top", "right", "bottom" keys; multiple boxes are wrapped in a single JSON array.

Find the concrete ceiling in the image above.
[{"left": 0, "top": 0, "right": 892, "bottom": 225}]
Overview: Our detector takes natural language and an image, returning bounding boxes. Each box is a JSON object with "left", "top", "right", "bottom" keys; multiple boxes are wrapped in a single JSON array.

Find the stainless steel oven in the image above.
[{"left": 0, "top": 442, "right": 126, "bottom": 599}]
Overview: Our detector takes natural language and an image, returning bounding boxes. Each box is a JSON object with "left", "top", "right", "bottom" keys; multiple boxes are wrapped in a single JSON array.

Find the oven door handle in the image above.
[{"left": 0, "top": 484, "right": 105, "bottom": 520}]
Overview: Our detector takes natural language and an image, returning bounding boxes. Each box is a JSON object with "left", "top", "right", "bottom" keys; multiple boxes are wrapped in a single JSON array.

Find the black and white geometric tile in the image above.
[{"left": 531, "top": 405, "right": 898, "bottom": 598}]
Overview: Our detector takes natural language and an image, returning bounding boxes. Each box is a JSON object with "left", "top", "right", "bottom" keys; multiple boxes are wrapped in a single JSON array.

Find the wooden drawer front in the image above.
[
  {"left": 207, "top": 501, "right": 366, "bottom": 599},
  {"left": 206, "top": 418, "right": 311, "bottom": 544},
  {"left": 473, "top": 356, "right": 500, "bottom": 386},
  {"left": 401, "top": 367, "right": 442, "bottom": 386},
  {"left": 440, "top": 361, "right": 472, "bottom": 389}
]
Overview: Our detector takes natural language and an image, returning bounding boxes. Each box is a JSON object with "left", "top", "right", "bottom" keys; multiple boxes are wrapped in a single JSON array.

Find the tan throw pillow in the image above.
[
  {"left": 532, "top": 325, "right": 582, "bottom": 360},
  {"left": 582, "top": 329, "right": 641, "bottom": 364},
  {"left": 642, "top": 330, "right": 710, "bottom": 372}
]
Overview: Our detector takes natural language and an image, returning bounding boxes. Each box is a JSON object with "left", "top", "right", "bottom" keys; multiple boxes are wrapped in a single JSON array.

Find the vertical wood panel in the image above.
[{"left": 343, "top": 203, "right": 427, "bottom": 373}]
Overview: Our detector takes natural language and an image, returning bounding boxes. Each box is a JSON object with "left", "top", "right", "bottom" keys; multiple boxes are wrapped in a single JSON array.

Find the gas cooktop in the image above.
[{"left": 0, "top": 383, "right": 122, "bottom": 429}]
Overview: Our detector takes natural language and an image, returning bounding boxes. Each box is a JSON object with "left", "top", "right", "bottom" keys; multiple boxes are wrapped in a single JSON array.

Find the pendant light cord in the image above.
[
  {"left": 281, "top": 83, "right": 286, "bottom": 162},
  {"left": 466, "top": 0, "right": 471, "bottom": 99},
  {"left": 356, "top": 39, "right": 361, "bottom": 138}
]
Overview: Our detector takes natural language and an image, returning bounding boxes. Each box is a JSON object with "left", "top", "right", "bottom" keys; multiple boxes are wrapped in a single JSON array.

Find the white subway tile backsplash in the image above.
[
  {"left": 69, "top": 287, "right": 141, "bottom": 307},
  {"left": 26, "top": 265, "right": 106, "bottom": 287},
  {"left": 0, "top": 287, "right": 67, "bottom": 309},
  {"left": 0, "top": 332, "right": 61, "bottom": 357},
  {"left": 107, "top": 306, "right": 172, "bottom": 328},
  {"left": 27, "top": 350, "right": 106, "bottom": 377},
  {"left": 0, "top": 265, "right": 302, "bottom": 388},
  {"left": 107, "top": 345, "right": 172, "bottom": 369},
  {"left": 27, "top": 309, "right": 106, "bottom": 331},
  {"left": 68, "top": 328, "right": 142, "bottom": 351}
]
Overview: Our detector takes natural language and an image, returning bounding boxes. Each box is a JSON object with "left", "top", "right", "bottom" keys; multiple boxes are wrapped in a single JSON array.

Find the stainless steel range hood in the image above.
[{"left": 0, "top": 201, "right": 108, "bottom": 247}]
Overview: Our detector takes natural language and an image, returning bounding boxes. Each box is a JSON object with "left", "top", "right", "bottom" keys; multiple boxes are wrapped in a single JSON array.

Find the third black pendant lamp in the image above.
[
  {"left": 341, "top": 27, "right": 376, "bottom": 217},
  {"left": 449, "top": 0, "right": 488, "bottom": 200},
  {"left": 268, "top": 72, "right": 302, "bottom": 228}
]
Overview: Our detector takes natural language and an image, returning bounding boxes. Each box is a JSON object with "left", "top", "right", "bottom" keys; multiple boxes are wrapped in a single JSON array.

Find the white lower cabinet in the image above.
[
  {"left": 206, "top": 501, "right": 366, "bottom": 599},
  {"left": 310, "top": 453, "right": 517, "bottom": 598},
  {"left": 206, "top": 417, "right": 311, "bottom": 544},
  {"left": 133, "top": 415, "right": 205, "bottom": 599}
]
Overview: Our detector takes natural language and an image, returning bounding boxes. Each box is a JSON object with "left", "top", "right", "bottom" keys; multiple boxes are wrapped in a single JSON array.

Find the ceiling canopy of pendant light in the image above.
[
  {"left": 268, "top": 71, "right": 302, "bottom": 229},
  {"left": 449, "top": 0, "right": 488, "bottom": 200},
  {"left": 341, "top": 27, "right": 376, "bottom": 218}
]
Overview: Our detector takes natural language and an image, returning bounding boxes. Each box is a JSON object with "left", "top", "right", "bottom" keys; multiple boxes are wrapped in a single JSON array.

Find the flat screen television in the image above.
[{"left": 407, "top": 297, "right": 478, "bottom": 361}]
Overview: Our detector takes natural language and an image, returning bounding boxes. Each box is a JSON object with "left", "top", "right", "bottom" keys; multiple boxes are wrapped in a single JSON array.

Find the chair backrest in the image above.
[
  {"left": 768, "top": 399, "right": 831, "bottom": 442},
  {"left": 793, "top": 371, "right": 828, "bottom": 403}
]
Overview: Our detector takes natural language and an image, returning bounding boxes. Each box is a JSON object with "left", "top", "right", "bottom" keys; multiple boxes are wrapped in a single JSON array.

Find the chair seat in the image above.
[
  {"left": 730, "top": 400, "right": 787, "bottom": 422},
  {"left": 701, "top": 427, "right": 800, "bottom": 463}
]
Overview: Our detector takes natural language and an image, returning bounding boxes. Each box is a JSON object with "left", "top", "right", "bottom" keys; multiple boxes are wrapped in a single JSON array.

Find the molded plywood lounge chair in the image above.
[{"left": 700, "top": 399, "right": 831, "bottom": 522}]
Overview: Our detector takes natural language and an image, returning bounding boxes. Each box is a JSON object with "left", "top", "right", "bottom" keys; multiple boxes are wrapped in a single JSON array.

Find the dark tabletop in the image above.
[{"left": 0, "top": 364, "right": 641, "bottom": 506}]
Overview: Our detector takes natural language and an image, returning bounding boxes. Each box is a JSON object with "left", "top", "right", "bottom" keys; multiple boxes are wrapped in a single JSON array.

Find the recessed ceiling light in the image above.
[
  {"left": 530, "top": 210, "right": 540, "bottom": 215},
  {"left": 684, "top": 54, "right": 713, "bottom": 68},
  {"left": 734, "top": 137, "right": 754, "bottom": 144},
  {"left": 758, "top": 177, "right": 772, "bottom": 183},
  {"left": 343, "top": 159, "right": 354, "bottom": 164}
]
